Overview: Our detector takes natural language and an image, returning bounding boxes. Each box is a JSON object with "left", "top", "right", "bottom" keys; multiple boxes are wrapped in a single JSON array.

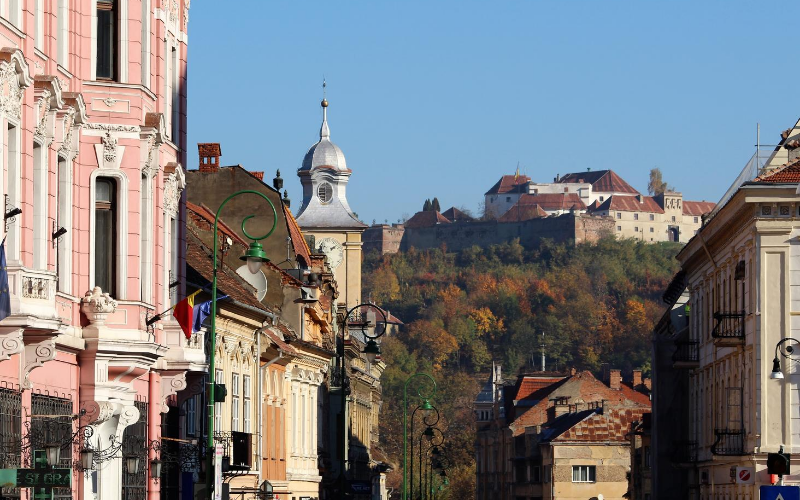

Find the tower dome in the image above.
[{"left": 299, "top": 99, "right": 348, "bottom": 172}]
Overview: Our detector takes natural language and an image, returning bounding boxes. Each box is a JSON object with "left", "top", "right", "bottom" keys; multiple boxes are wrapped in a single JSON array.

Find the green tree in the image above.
[
  {"left": 432, "top": 197, "right": 441, "bottom": 212},
  {"left": 423, "top": 199, "right": 432, "bottom": 211}
]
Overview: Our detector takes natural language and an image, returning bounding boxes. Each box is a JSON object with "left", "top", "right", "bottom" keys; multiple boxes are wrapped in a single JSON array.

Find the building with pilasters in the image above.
[
  {"left": 0, "top": 1, "right": 194, "bottom": 499},
  {"left": 653, "top": 122, "right": 800, "bottom": 498}
]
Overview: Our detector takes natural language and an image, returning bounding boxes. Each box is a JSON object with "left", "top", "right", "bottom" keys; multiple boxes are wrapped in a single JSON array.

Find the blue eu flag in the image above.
[{"left": 0, "top": 239, "right": 10, "bottom": 321}]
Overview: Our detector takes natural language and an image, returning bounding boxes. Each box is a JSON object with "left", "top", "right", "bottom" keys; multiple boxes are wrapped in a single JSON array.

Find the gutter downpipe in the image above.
[{"left": 258, "top": 332, "right": 283, "bottom": 487}]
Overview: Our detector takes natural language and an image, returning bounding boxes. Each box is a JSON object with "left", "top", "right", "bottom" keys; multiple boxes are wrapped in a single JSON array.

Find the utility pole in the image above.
[{"left": 540, "top": 331, "right": 546, "bottom": 372}]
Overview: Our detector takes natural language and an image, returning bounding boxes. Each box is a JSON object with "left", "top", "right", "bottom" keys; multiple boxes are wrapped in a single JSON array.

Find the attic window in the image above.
[{"left": 317, "top": 182, "right": 333, "bottom": 204}]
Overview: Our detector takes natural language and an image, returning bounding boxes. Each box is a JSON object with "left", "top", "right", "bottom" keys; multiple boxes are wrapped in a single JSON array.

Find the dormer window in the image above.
[{"left": 317, "top": 182, "right": 333, "bottom": 204}]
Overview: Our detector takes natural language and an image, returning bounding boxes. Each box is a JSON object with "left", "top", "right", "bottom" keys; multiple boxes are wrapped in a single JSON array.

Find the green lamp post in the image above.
[
  {"left": 204, "top": 190, "right": 276, "bottom": 499},
  {"left": 403, "top": 373, "right": 436, "bottom": 500}
]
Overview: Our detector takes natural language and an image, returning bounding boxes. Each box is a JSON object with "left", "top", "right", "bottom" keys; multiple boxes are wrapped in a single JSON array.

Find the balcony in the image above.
[
  {"left": 711, "top": 311, "right": 745, "bottom": 347},
  {"left": 214, "top": 431, "right": 253, "bottom": 473},
  {"left": 672, "top": 340, "right": 699, "bottom": 369},
  {"left": 670, "top": 440, "right": 698, "bottom": 466},
  {"left": 711, "top": 429, "right": 745, "bottom": 456}
]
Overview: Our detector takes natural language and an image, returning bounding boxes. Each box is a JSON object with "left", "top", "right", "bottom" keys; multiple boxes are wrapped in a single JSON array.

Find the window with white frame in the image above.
[
  {"left": 56, "top": 156, "right": 71, "bottom": 293},
  {"left": 649, "top": 213, "right": 654, "bottom": 221},
  {"left": 616, "top": 212, "right": 622, "bottom": 219},
  {"left": 96, "top": 0, "right": 117, "bottom": 80},
  {"left": 140, "top": 174, "right": 151, "bottom": 302},
  {"left": 5, "top": 123, "right": 19, "bottom": 260},
  {"left": 231, "top": 372, "right": 240, "bottom": 432},
  {"left": 572, "top": 465, "right": 595, "bottom": 483},
  {"left": 95, "top": 178, "right": 117, "bottom": 293},
  {"left": 140, "top": 0, "right": 150, "bottom": 86},
  {"left": 171, "top": 46, "right": 179, "bottom": 142},
  {"left": 34, "top": 0, "right": 44, "bottom": 50},
  {"left": 243, "top": 375, "right": 251, "bottom": 434},
  {"left": 32, "top": 142, "right": 47, "bottom": 269},
  {"left": 214, "top": 369, "right": 223, "bottom": 432},
  {"left": 57, "top": 0, "right": 69, "bottom": 66}
]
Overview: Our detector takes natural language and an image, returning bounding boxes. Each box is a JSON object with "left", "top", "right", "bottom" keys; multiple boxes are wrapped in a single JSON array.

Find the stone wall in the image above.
[
  {"left": 401, "top": 213, "right": 614, "bottom": 252},
  {"left": 363, "top": 224, "right": 405, "bottom": 254}
]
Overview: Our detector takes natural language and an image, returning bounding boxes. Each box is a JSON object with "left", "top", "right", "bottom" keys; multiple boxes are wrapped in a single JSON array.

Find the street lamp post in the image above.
[
  {"left": 337, "top": 303, "right": 387, "bottom": 498},
  {"left": 417, "top": 427, "right": 444, "bottom": 500},
  {"left": 770, "top": 337, "right": 800, "bottom": 380},
  {"left": 403, "top": 373, "right": 436, "bottom": 500},
  {"left": 204, "top": 190, "right": 276, "bottom": 499},
  {"left": 410, "top": 402, "right": 438, "bottom": 499}
]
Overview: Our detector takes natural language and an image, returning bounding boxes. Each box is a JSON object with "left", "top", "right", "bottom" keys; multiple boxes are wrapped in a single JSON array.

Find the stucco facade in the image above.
[
  {"left": 653, "top": 153, "right": 800, "bottom": 498},
  {"left": 0, "top": 2, "right": 193, "bottom": 500}
]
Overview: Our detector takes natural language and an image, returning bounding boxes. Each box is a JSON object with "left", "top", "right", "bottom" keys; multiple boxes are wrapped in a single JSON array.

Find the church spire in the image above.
[{"left": 320, "top": 79, "right": 330, "bottom": 140}]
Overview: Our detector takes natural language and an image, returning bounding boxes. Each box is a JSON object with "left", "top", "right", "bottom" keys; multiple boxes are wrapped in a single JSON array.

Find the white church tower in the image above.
[{"left": 295, "top": 88, "right": 366, "bottom": 309}]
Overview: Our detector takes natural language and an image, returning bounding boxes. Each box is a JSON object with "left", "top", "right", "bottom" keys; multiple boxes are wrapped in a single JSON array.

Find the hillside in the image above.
[{"left": 364, "top": 236, "right": 681, "bottom": 496}]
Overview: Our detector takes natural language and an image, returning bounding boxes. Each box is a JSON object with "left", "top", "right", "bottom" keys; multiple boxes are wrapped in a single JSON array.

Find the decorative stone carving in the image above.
[
  {"left": 0, "top": 330, "right": 24, "bottom": 361},
  {"left": 22, "top": 275, "right": 51, "bottom": 299},
  {"left": 34, "top": 89, "right": 51, "bottom": 138},
  {"left": 81, "top": 400, "right": 116, "bottom": 425},
  {"left": 21, "top": 339, "right": 56, "bottom": 389},
  {"left": 0, "top": 61, "right": 24, "bottom": 119},
  {"left": 183, "top": 6, "right": 189, "bottom": 31},
  {"left": 81, "top": 287, "right": 118, "bottom": 325},
  {"left": 101, "top": 98, "right": 117, "bottom": 107},
  {"left": 101, "top": 131, "right": 117, "bottom": 163},
  {"left": 160, "top": 372, "right": 187, "bottom": 413},
  {"left": 57, "top": 107, "right": 77, "bottom": 159},
  {"left": 163, "top": 165, "right": 186, "bottom": 217},
  {"left": 84, "top": 123, "right": 140, "bottom": 133},
  {"left": 118, "top": 404, "right": 141, "bottom": 428},
  {"left": 168, "top": 0, "right": 179, "bottom": 25}
]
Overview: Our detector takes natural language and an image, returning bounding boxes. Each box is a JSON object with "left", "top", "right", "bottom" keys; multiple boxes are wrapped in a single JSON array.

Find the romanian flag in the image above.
[{"left": 173, "top": 290, "right": 202, "bottom": 339}]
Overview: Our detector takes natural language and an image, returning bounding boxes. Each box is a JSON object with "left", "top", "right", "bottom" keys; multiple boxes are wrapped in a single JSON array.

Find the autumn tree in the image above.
[{"left": 648, "top": 167, "right": 668, "bottom": 195}]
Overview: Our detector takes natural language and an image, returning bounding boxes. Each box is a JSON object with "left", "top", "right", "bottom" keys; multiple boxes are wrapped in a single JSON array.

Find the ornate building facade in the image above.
[{"left": 0, "top": 1, "right": 194, "bottom": 500}]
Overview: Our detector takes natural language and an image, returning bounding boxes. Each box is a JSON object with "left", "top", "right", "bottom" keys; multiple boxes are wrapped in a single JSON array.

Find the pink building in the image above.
[{"left": 0, "top": 2, "right": 196, "bottom": 500}]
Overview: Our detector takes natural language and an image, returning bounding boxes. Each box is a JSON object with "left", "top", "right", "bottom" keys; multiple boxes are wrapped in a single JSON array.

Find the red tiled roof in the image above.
[
  {"left": 592, "top": 195, "right": 664, "bottom": 214},
  {"left": 549, "top": 407, "right": 649, "bottom": 443},
  {"left": 514, "top": 193, "right": 587, "bottom": 212},
  {"left": 485, "top": 175, "right": 531, "bottom": 195},
  {"left": 283, "top": 205, "right": 312, "bottom": 266},
  {"left": 186, "top": 230, "right": 268, "bottom": 311},
  {"left": 498, "top": 204, "right": 548, "bottom": 222},
  {"left": 558, "top": 170, "right": 639, "bottom": 195},
  {"left": 755, "top": 158, "right": 800, "bottom": 183},
  {"left": 441, "top": 207, "right": 474, "bottom": 222},
  {"left": 404, "top": 211, "right": 452, "bottom": 228},
  {"left": 514, "top": 376, "right": 568, "bottom": 402},
  {"left": 264, "top": 328, "right": 297, "bottom": 355},
  {"left": 187, "top": 201, "right": 248, "bottom": 246},
  {"left": 509, "top": 371, "right": 650, "bottom": 436},
  {"left": 682, "top": 200, "right": 716, "bottom": 216}
]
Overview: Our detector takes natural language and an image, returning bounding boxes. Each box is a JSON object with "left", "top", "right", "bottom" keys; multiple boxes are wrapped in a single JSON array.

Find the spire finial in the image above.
[{"left": 320, "top": 79, "right": 330, "bottom": 140}]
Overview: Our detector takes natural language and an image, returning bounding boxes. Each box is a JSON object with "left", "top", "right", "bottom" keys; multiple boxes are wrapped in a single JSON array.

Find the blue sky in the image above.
[{"left": 187, "top": 1, "right": 800, "bottom": 224}]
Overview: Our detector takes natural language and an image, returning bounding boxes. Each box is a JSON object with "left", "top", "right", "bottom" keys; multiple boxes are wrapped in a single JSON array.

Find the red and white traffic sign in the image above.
[{"left": 736, "top": 466, "right": 755, "bottom": 484}]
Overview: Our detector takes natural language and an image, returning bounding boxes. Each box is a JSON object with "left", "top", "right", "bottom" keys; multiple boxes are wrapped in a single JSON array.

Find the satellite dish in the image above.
[{"left": 235, "top": 265, "right": 267, "bottom": 301}]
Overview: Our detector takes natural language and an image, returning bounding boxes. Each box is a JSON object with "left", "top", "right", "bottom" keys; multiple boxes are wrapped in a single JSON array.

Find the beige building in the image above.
[
  {"left": 652, "top": 144, "right": 800, "bottom": 498},
  {"left": 589, "top": 192, "right": 715, "bottom": 243},
  {"left": 475, "top": 367, "right": 651, "bottom": 500}
]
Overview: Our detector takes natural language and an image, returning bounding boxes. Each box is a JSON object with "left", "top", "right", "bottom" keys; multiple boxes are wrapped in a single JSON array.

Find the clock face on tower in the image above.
[{"left": 318, "top": 237, "right": 344, "bottom": 269}]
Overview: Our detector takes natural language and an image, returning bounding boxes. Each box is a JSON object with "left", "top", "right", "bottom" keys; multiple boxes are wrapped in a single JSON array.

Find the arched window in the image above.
[
  {"left": 317, "top": 182, "right": 332, "bottom": 204},
  {"left": 95, "top": 178, "right": 117, "bottom": 293}
]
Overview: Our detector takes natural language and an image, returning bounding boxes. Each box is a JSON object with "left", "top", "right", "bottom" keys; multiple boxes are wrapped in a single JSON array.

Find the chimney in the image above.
[
  {"left": 570, "top": 367, "right": 577, "bottom": 376},
  {"left": 552, "top": 397, "right": 570, "bottom": 418},
  {"left": 251, "top": 171, "right": 264, "bottom": 181},
  {"left": 198, "top": 143, "right": 221, "bottom": 172},
  {"left": 644, "top": 378, "right": 652, "bottom": 391},
  {"left": 609, "top": 369, "right": 621, "bottom": 390},
  {"left": 637, "top": 194, "right": 644, "bottom": 203},
  {"left": 632, "top": 370, "right": 642, "bottom": 388}
]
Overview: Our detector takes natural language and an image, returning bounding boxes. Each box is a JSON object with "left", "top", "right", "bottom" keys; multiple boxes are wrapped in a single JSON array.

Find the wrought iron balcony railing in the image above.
[
  {"left": 672, "top": 340, "right": 700, "bottom": 367},
  {"left": 213, "top": 431, "right": 252, "bottom": 472},
  {"left": 711, "top": 429, "right": 745, "bottom": 456},
  {"left": 670, "top": 440, "right": 698, "bottom": 464},
  {"left": 711, "top": 311, "right": 745, "bottom": 340}
]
